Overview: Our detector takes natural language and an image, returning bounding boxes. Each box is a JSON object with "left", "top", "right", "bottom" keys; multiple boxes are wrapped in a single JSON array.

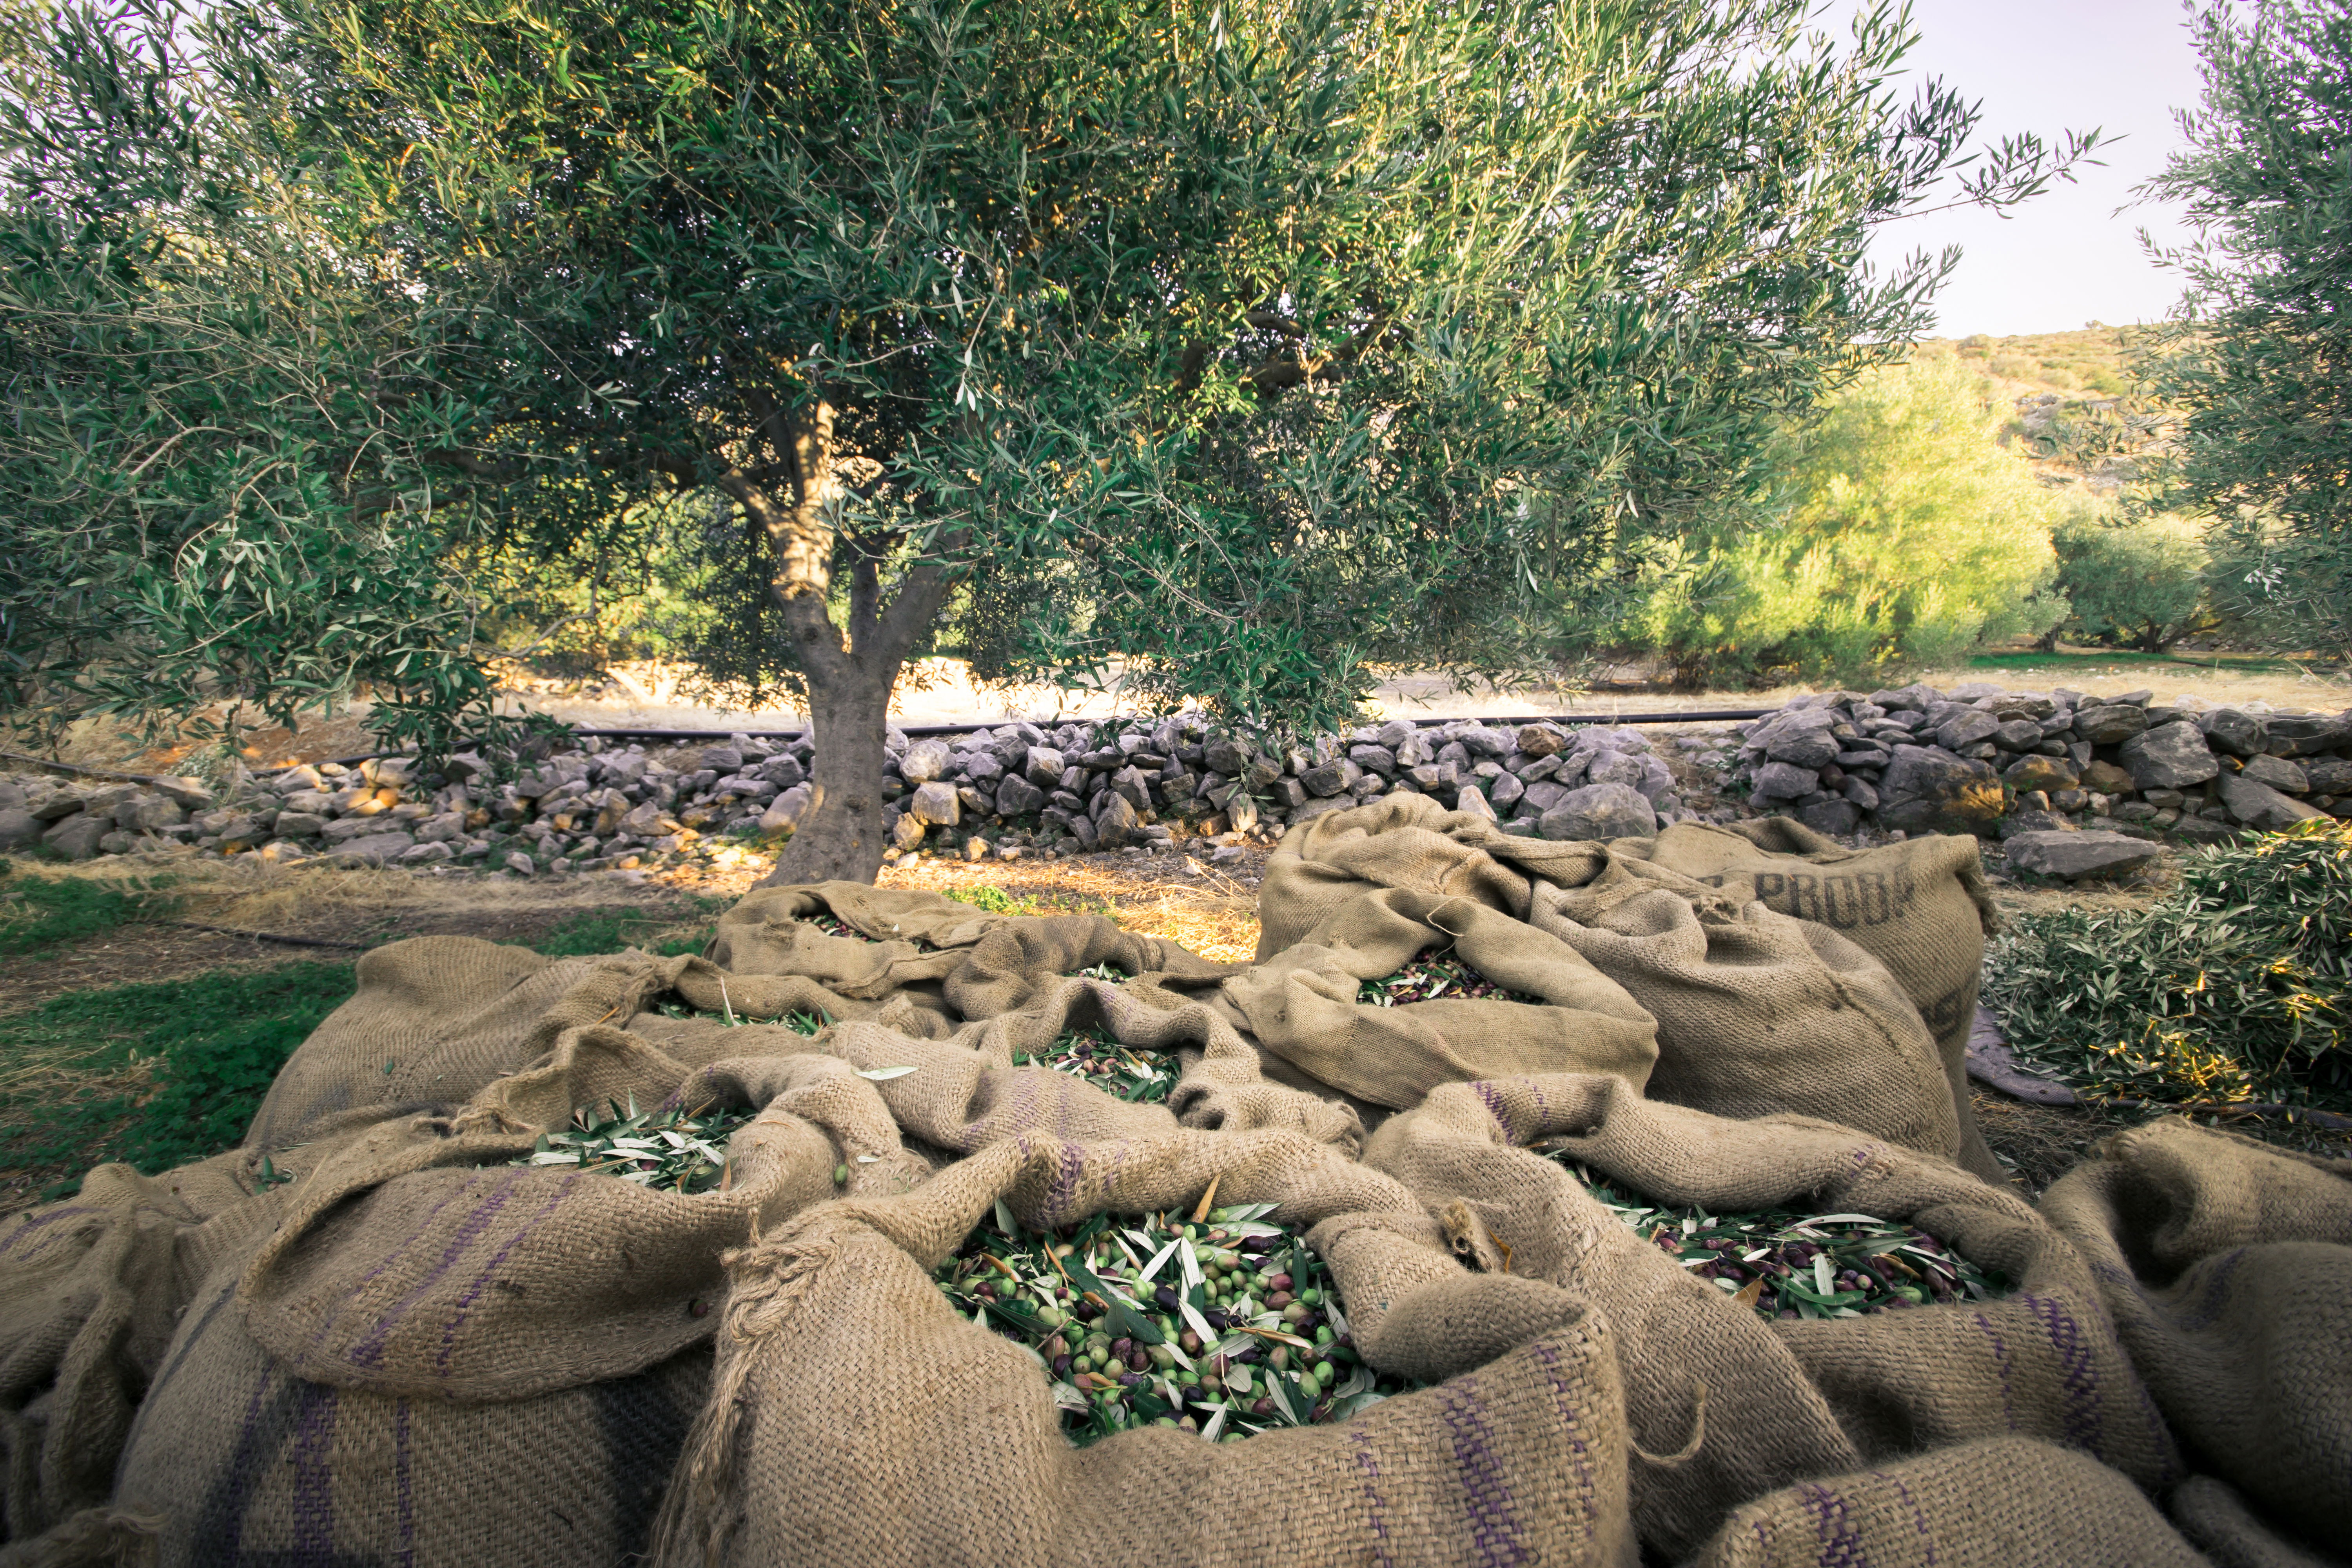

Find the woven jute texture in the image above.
[
  {"left": 2167, "top": 1474, "right": 2352, "bottom": 1568},
  {"left": 649, "top": 1129, "right": 1634, "bottom": 1568},
  {"left": 2038, "top": 1120, "right": 2352, "bottom": 1550},
  {"left": 245, "top": 939, "right": 938, "bottom": 1153},
  {"left": 0, "top": 1117, "right": 396, "bottom": 1545},
  {"left": 944, "top": 913, "right": 1238, "bottom": 1019},
  {"left": 1623, "top": 819, "right": 2003, "bottom": 1182},
  {"left": 1682, "top": 1437, "right": 2207, "bottom": 1568},
  {"left": 1522, "top": 882, "right": 1960, "bottom": 1161},
  {"left": 106, "top": 1252, "right": 711, "bottom": 1568},
  {"left": 1223, "top": 888, "right": 1658, "bottom": 1111},
  {"left": 1255, "top": 798, "right": 2000, "bottom": 1180},
  {"left": 1361, "top": 1076, "right": 2186, "bottom": 1558}
]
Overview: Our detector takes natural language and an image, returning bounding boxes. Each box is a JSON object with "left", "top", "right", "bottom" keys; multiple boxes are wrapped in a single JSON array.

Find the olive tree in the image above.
[
  {"left": 6, "top": 0, "right": 2097, "bottom": 879},
  {"left": 2134, "top": 0, "right": 2352, "bottom": 655}
]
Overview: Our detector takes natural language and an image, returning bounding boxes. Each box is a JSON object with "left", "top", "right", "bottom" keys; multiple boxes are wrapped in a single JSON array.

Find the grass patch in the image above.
[
  {"left": 946, "top": 884, "right": 1116, "bottom": 918},
  {"left": 0, "top": 864, "right": 176, "bottom": 955},
  {"left": 1965, "top": 649, "right": 2305, "bottom": 673},
  {"left": 0, "top": 962, "right": 358, "bottom": 1202},
  {"left": 530, "top": 897, "right": 728, "bottom": 958},
  {"left": 1984, "top": 820, "right": 2352, "bottom": 1110}
]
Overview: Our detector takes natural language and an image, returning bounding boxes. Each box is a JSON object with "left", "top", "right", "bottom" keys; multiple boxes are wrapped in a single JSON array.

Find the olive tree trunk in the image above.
[{"left": 727, "top": 399, "right": 961, "bottom": 887}]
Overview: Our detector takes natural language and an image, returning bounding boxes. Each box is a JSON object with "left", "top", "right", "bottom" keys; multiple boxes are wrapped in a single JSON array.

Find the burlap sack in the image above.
[
  {"left": 2169, "top": 1474, "right": 2352, "bottom": 1568},
  {"left": 710, "top": 880, "right": 1005, "bottom": 973},
  {"left": 649, "top": 1127, "right": 1635, "bottom": 1568},
  {"left": 103, "top": 1254, "right": 712, "bottom": 1568},
  {"left": 2037, "top": 1121, "right": 2352, "bottom": 1549},
  {"left": 1683, "top": 1437, "right": 2207, "bottom": 1568},
  {"left": 247, "top": 939, "right": 947, "bottom": 1152},
  {"left": 944, "top": 914, "right": 1237, "bottom": 1020},
  {"left": 817, "top": 970, "right": 1364, "bottom": 1160},
  {"left": 0, "top": 1109, "right": 423, "bottom": 1546},
  {"left": 47, "top": 1015, "right": 913, "bottom": 1565},
  {"left": 1361, "top": 1076, "right": 2183, "bottom": 1557},
  {"left": 1222, "top": 888, "right": 1659, "bottom": 1111},
  {"left": 1622, "top": 820, "right": 2002, "bottom": 1181},
  {"left": 1256, "top": 795, "right": 1572, "bottom": 958},
  {"left": 1256, "top": 802, "right": 2001, "bottom": 1181},
  {"left": 1523, "top": 882, "right": 1960, "bottom": 1161}
]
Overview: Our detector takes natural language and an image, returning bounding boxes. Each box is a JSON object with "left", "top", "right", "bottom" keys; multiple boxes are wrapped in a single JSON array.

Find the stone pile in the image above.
[
  {"left": 1727, "top": 682, "right": 2351, "bottom": 864},
  {"left": 0, "top": 712, "right": 1696, "bottom": 873}
]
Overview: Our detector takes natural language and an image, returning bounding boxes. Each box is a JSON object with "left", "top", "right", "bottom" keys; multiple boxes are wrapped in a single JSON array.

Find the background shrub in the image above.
[
  {"left": 1626, "top": 356, "right": 2067, "bottom": 686},
  {"left": 2053, "top": 504, "right": 2212, "bottom": 651}
]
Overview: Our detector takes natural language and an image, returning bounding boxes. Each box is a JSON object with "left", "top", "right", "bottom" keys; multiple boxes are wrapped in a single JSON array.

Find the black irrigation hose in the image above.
[{"left": 172, "top": 921, "right": 375, "bottom": 951}]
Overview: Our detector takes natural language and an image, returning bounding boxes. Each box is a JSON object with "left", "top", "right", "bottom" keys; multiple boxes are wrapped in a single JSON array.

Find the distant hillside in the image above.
[{"left": 1911, "top": 327, "right": 2172, "bottom": 497}]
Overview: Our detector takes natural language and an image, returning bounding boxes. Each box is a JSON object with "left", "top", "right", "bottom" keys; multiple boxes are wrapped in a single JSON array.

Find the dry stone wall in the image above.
[{"left": 4, "top": 682, "right": 2343, "bottom": 875}]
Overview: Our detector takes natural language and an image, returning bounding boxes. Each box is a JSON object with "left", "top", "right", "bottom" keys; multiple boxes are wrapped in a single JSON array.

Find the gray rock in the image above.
[
  {"left": 1997, "top": 809, "right": 2074, "bottom": 839},
  {"left": 909, "top": 780, "right": 961, "bottom": 827},
  {"left": 2219, "top": 774, "right": 2328, "bottom": 831},
  {"left": 1487, "top": 771, "right": 1524, "bottom": 809},
  {"left": 1760, "top": 718, "right": 1840, "bottom": 770},
  {"left": 1025, "top": 746, "right": 1067, "bottom": 787},
  {"left": 1520, "top": 779, "right": 1573, "bottom": 815},
  {"left": 699, "top": 745, "right": 744, "bottom": 775},
  {"left": 1203, "top": 739, "right": 1249, "bottom": 776},
  {"left": 1454, "top": 785, "right": 1497, "bottom": 821},
  {"left": 995, "top": 776, "right": 1047, "bottom": 817},
  {"left": 1512, "top": 753, "right": 1563, "bottom": 782},
  {"left": 1458, "top": 726, "right": 1513, "bottom": 759},
  {"left": 327, "top": 831, "right": 418, "bottom": 866},
  {"left": 1349, "top": 744, "right": 1398, "bottom": 777},
  {"left": 503, "top": 851, "right": 538, "bottom": 876},
  {"left": 956, "top": 784, "right": 993, "bottom": 817},
  {"left": 0, "top": 808, "right": 39, "bottom": 849},
  {"left": 962, "top": 751, "right": 1005, "bottom": 785},
  {"left": 1933, "top": 711, "right": 2002, "bottom": 752},
  {"left": 1112, "top": 764, "right": 1155, "bottom": 808},
  {"left": 2002, "top": 754, "right": 2080, "bottom": 794},
  {"left": 397, "top": 841, "right": 456, "bottom": 864},
  {"left": 758, "top": 753, "right": 806, "bottom": 790},
  {"left": 320, "top": 814, "right": 390, "bottom": 845},
  {"left": 1094, "top": 792, "right": 1142, "bottom": 848},
  {"left": 899, "top": 740, "right": 952, "bottom": 784},
  {"left": 2073, "top": 704, "right": 2151, "bottom": 746},
  {"left": 1298, "top": 762, "right": 1352, "bottom": 799},
  {"left": 1878, "top": 745, "right": 2003, "bottom": 835},
  {"left": 1795, "top": 800, "right": 1861, "bottom": 837},
  {"left": 2120, "top": 721, "right": 2220, "bottom": 791},
  {"left": 273, "top": 811, "right": 329, "bottom": 839},
  {"left": 1748, "top": 761, "right": 1820, "bottom": 801},
  {"left": 1840, "top": 775, "right": 1880, "bottom": 811},
  {"left": 2005, "top": 830, "right": 2160, "bottom": 881},
  {"left": 29, "top": 790, "right": 87, "bottom": 822},
  {"left": 2305, "top": 757, "right": 2352, "bottom": 795},
  {"left": 2239, "top": 754, "right": 2308, "bottom": 794},
  {"left": 1585, "top": 752, "right": 1646, "bottom": 789},
  {"left": 152, "top": 777, "right": 214, "bottom": 811},
  {"left": 1634, "top": 757, "right": 1677, "bottom": 804},
  {"left": 2198, "top": 708, "right": 2267, "bottom": 757},
  {"left": 1515, "top": 724, "right": 1565, "bottom": 758},
  {"left": 760, "top": 785, "right": 814, "bottom": 835},
  {"left": 2171, "top": 815, "right": 2241, "bottom": 844},
  {"left": 1991, "top": 719, "right": 2043, "bottom": 751},
  {"left": 1537, "top": 782, "right": 1657, "bottom": 842},
  {"left": 891, "top": 812, "right": 927, "bottom": 852},
  {"left": 2264, "top": 714, "right": 2352, "bottom": 757}
]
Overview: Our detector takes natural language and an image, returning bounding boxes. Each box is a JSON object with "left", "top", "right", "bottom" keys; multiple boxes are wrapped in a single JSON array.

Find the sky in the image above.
[{"left": 1846, "top": 0, "right": 2212, "bottom": 338}]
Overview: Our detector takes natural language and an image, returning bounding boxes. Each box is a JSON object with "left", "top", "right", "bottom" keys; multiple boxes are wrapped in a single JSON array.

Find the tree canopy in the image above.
[
  {"left": 3, "top": 0, "right": 2100, "bottom": 877},
  {"left": 2134, "top": 0, "right": 2352, "bottom": 657}
]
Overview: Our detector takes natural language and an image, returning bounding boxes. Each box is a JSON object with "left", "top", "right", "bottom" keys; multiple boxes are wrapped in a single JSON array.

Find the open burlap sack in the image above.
[
  {"left": 1222, "top": 887, "right": 1658, "bottom": 1112},
  {"left": 711, "top": 881, "right": 1005, "bottom": 974},
  {"left": 2169, "top": 1474, "right": 2352, "bottom": 1568},
  {"left": 248, "top": 939, "right": 948, "bottom": 1152},
  {"left": 2036, "top": 1121, "right": 2352, "bottom": 1550},
  {"left": 0, "top": 1116, "right": 403, "bottom": 1546},
  {"left": 1256, "top": 795, "right": 1575, "bottom": 958},
  {"left": 1682, "top": 1436, "right": 2207, "bottom": 1568},
  {"left": 944, "top": 914, "right": 1237, "bottom": 1019},
  {"left": 817, "top": 966, "right": 1364, "bottom": 1158},
  {"left": 1361, "top": 1076, "right": 2184, "bottom": 1558},
  {"left": 650, "top": 1127, "right": 1635, "bottom": 1568},
  {"left": 1622, "top": 819, "right": 2002, "bottom": 1181},
  {"left": 43, "top": 1019, "right": 916, "bottom": 1566},
  {"left": 1523, "top": 882, "right": 1959, "bottom": 1161}
]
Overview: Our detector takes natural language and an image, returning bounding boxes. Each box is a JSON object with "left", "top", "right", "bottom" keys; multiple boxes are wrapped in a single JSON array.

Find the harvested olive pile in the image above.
[
  {"left": 513, "top": 1098, "right": 756, "bottom": 1194},
  {"left": 1357, "top": 951, "right": 1544, "bottom": 1007},
  {"left": 935, "top": 1201, "right": 1411, "bottom": 1445},
  {"left": 804, "top": 912, "right": 937, "bottom": 950},
  {"left": 1011, "top": 1029, "right": 1179, "bottom": 1103},
  {"left": 1544, "top": 1153, "right": 2009, "bottom": 1319},
  {"left": 653, "top": 998, "right": 826, "bottom": 1034}
]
